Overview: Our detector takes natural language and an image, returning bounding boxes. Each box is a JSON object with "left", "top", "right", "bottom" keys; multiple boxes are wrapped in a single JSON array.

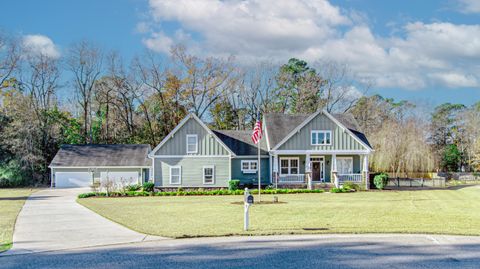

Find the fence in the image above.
[{"left": 386, "top": 178, "right": 446, "bottom": 188}]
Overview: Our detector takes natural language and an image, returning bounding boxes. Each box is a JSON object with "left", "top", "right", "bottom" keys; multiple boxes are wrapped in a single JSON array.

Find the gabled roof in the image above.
[
  {"left": 213, "top": 130, "right": 268, "bottom": 156},
  {"left": 264, "top": 110, "right": 373, "bottom": 151},
  {"left": 149, "top": 113, "right": 235, "bottom": 156},
  {"left": 49, "top": 144, "right": 151, "bottom": 167}
]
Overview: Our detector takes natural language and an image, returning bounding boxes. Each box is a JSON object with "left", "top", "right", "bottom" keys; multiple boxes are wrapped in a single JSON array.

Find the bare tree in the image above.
[
  {"left": 0, "top": 33, "right": 21, "bottom": 90},
  {"left": 66, "top": 41, "right": 103, "bottom": 143},
  {"left": 315, "top": 61, "right": 370, "bottom": 113},
  {"left": 171, "top": 45, "right": 235, "bottom": 119}
]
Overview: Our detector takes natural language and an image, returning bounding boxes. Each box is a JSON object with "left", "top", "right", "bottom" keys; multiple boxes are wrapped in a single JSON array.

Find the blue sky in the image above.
[{"left": 1, "top": 0, "right": 480, "bottom": 107}]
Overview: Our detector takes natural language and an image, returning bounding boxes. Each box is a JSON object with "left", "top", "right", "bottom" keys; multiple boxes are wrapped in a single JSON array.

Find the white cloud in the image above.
[
  {"left": 142, "top": 0, "right": 480, "bottom": 90},
  {"left": 457, "top": 0, "right": 480, "bottom": 13},
  {"left": 22, "top": 34, "right": 60, "bottom": 59}
]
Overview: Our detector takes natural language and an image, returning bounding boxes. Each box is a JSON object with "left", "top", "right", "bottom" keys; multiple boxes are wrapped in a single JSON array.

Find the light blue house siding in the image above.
[
  {"left": 154, "top": 157, "right": 230, "bottom": 188},
  {"left": 231, "top": 157, "right": 270, "bottom": 185},
  {"left": 277, "top": 113, "right": 365, "bottom": 151}
]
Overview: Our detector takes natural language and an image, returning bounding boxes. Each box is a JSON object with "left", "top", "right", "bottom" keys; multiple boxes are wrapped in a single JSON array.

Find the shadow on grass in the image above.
[{"left": 0, "top": 196, "right": 57, "bottom": 201}]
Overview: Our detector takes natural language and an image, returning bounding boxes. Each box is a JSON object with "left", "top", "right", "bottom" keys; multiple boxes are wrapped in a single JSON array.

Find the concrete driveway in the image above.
[{"left": 4, "top": 188, "right": 162, "bottom": 255}]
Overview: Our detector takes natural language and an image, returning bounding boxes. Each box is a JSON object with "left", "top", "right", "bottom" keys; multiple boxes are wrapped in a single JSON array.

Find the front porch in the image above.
[{"left": 270, "top": 153, "right": 369, "bottom": 189}]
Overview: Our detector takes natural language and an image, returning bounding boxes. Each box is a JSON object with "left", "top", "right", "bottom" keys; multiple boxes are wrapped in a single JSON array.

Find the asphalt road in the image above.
[{"left": 1, "top": 234, "right": 479, "bottom": 269}]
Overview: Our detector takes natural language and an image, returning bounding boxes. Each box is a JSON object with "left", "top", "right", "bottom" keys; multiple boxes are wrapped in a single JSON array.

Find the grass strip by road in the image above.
[
  {"left": 0, "top": 188, "right": 35, "bottom": 252},
  {"left": 78, "top": 185, "right": 480, "bottom": 238}
]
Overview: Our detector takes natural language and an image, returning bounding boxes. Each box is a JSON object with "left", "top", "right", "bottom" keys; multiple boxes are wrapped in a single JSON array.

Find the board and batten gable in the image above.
[
  {"left": 153, "top": 117, "right": 230, "bottom": 156},
  {"left": 276, "top": 112, "right": 366, "bottom": 151},
  {"left": 151, "top": 114, "right": 233, "bottom": 187}
]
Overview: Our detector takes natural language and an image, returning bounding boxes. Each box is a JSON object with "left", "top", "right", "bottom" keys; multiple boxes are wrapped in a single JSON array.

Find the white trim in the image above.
[
  {"left": 186, "top": 134, "right": 198, "bottom": 154},
  {"left": 169, "top": 166, "right": 182, "bottom": 185},
  {"left": 241, "top": 160, "right": 258, "bottom": 174},
  {"left": 264, "top": 115, "right": 271, "bottom": 151},
  {"left": 271, "top": 150, "right": 370, "bottom": 155},
  {"left": 310, "top": 156, "right": 325, "bottom": 181},
  {"left": 271, "top": 109, "right": 373, "bottom": 151},
  {"left": 149, "top": 113, "right": 235, "bottom": 157},
  {"left": 310, "top": 130, "right": 332, "bottom": 146},
  {"left": 202, "top": 165, "right": 215, "bottom": 185},
  {"left": 149, "top": 155, "right": 231, "bottom": 159},
  {"left": 49, "top": 166, "right": 152, "bottom": 169},
  {"left": 322, "top": 110, "right": 373, "bottom": 151},
  {"left": 232, "top": 155, "right": 269, "bottom": 159},
  {"left": 272, "top": 111, "right": 322, "bottom": 150},
  {"left": 279, "top": 157, "right": 300, "bottom": 175}
]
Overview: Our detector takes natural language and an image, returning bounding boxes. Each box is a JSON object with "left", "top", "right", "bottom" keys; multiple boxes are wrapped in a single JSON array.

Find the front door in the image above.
[{"left": 312, "top": 162, "right": 320, "bottom": 181}]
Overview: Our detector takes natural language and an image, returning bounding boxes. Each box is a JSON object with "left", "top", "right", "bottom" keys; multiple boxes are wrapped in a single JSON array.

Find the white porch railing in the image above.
[
  {"left": 338, "top": 173, "right": 363, "bottom": 183},
  {"left": 278, "top": 174, "right": 305, "bottom": 183}
]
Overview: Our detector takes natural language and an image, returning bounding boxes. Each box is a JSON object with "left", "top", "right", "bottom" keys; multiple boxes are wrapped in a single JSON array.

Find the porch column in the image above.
[
  {"left": 363, "top": 154, "right": 370, "bottom": 190},
  {"left": 332, "top": 154, "right": 338, "bottom": 188},
  {"left": 273, "top": 155, "right": 278, "bottom": 189},
  {"left": 305, "top": 153, "right": 312, "bottom": 189}
]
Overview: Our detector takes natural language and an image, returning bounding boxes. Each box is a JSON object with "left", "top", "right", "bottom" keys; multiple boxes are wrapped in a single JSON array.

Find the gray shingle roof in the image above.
[
  {"left": 49, "top": 144, "right": 151, "bottom": 167},
  {"left": 264, "top": 112, "right": 372, "bottom": 150},
  {"left": 213, "top": 130, "right": 268, "bottom": 156}
]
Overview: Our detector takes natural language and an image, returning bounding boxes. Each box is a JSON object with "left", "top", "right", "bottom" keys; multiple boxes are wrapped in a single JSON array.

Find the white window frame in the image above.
[
  {"left": 279, "top": 157, "right": 300, "bottom": 175},
  {"left": 241, "top": 160, "right": 258, "bottom": 174},
  {"left": 203, "top": 165, "right": 215, "bottom": 185},
  {"left": 311, "top": 130, "right": 332, "bottom": 146},
  {"left": 169, "top": 166, "right": 182, "bottom": 185},
  {"left": 186, "top": 134, "right": 198, "bottom": 154},
  {"left": 337, "top": 157, "right": 353, "bottom": 174}
]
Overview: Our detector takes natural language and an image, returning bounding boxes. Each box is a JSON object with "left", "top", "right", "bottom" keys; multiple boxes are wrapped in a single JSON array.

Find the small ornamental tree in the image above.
[{"left": 374, "top": 173, "right": 389, "bottom": 190}]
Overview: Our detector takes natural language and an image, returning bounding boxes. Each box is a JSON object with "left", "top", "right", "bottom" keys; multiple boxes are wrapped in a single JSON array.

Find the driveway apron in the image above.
[{"left": 5, "top": 188, "right": 161, "bottom": 255}]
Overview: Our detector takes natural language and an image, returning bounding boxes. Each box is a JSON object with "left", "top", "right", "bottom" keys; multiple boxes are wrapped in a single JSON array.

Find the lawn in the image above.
[
  {"left": 0, "top": 188, "right": 35, "bottom": 252},
  {"left": 78, "top": 185, "right": 480, "bottom": 238}
]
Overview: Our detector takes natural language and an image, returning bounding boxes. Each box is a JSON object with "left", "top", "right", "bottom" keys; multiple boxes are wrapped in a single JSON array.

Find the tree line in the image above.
[{"left": 0, "top": 33, "right": 479, "bottom": 186}]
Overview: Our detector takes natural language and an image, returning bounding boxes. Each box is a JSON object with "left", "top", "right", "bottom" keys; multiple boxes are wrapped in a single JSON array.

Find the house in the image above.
[
  {"left": 49, "top": 110, "right": 372, "bottom": 189},
  {"left": 49, "top": 144, "right": 151, "bottom": 188},
  {"left": 149, "top": 110, "right": 373, "bottom": 189}
]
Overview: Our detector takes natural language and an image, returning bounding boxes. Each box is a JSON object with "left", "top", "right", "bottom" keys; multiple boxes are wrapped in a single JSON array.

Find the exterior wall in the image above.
[
  {"left": 153, "top": 117, "right": 230, "bottom": 156},
  {"left": 278, "top": 113, "right": 365, "bottom": 151},
  {"left": 154, "top": 157, "right": 231, "bottom": 187},
  {"left": 231, "top": 157, "right": 270, "bottom": 185}
]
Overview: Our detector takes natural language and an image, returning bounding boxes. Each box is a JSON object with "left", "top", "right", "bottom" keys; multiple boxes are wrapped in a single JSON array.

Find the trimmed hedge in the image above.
[{"left": 77, "top": 188, "right": 324, "bottom": 199}]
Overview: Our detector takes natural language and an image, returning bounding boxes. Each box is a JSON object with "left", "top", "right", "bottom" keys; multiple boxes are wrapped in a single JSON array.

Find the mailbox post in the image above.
[{"left": 244, "top": 188, "right": 254, "bottom": 231}]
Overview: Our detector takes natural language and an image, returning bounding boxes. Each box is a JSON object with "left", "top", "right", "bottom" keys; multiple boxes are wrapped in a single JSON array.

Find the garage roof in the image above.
[{"left": 49, "top": 144, "right": 151, "bottom": 168}]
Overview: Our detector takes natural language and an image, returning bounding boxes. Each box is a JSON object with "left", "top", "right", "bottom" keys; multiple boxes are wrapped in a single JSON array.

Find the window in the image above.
[
  {"left": 280, "top": 157, "right": 299, "bottom": 175},
  {"left": 186, "top": 134, "right": 198, "bottom": 153},
  {"left": 203, "top": 165, "right": 215, "bottom": 184},
  {"left": 170, "top": 166, "right": 181, "bottom": 184},
  {"left": 337, "top": 157, "right": 353, "bottom": 174},
  {"left": 311, "top": 130, "right": 332, "bottom": 145},
  {"left": 241, "top": 160, "right": 258, "bottom": 174}
]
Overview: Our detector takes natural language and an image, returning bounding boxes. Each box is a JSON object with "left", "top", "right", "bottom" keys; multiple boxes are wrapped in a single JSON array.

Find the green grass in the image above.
[
  {"left": 78, "top": 185, "right": 480, "bottom": 238},
  {"left": 0, "top": 188, "right": 35, "bottom": 252}
]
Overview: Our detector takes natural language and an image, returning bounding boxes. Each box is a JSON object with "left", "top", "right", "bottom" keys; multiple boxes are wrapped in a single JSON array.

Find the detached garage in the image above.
[{"left": 49, "top": 144, "right": 151, "bottom": 188}]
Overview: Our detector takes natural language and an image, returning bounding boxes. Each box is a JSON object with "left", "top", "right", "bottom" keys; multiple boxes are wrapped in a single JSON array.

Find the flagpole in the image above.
[{"left": 258, "top": 132, "right": 261, "bottom": 202}]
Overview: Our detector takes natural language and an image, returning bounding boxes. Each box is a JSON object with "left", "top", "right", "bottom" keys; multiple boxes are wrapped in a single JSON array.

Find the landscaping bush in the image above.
[
  {"left": 125, "top": 184, "right": 141, "bottom": 192},
  {"left": 142, "top": 182, "right": 155, "bottom": 192},
  {"left": 374, "top": 173, "right": 389, "bottom": 190},
  {"left": 77, "top": 188, "right": 325, "bottom": 198},
  {"left": 228, "top": 179, "right": 241, "bottom": 191},
  {"left": 342, "top": 181, "right": 361, "bottom": 191}
]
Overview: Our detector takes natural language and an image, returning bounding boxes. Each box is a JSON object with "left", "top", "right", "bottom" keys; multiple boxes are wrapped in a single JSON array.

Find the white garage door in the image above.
[
  {"left": 100, "top": 171, "right": 139, "bottom": 186},
  {"left": 55, "top": 172, "right": 92, "bottom": 188}
]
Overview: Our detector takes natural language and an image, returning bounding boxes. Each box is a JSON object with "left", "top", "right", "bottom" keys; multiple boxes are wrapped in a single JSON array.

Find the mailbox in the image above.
[{"left": 246, "top": 194, "right": 254, "bottom": 204}]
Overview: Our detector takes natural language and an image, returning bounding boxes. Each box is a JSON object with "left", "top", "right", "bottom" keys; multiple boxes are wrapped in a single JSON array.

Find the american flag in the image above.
[{"left": 251, "top": 113, "right": 262, "bottom": 144}]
